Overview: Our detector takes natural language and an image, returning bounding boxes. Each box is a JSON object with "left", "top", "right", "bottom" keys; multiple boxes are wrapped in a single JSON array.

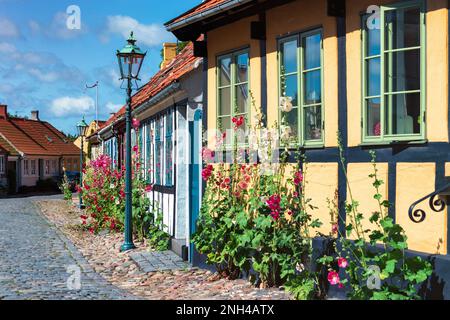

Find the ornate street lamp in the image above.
[
  {"left": 76, "top": 116, "right": 88, "bottom": 209},
  {"left": 116, "top": 31, "right": 146, "bottom": 252}
]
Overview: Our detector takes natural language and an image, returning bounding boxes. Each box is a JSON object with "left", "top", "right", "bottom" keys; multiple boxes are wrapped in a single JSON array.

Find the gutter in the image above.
[
  {"left": 133, "top": 82, "right": 181, "bottom": 116},
  {"left": 165, "top": 0, "right": 254, "bottom": 31},
  {"left": 97, "top": 82, "right": 181, "bottom": 138}
]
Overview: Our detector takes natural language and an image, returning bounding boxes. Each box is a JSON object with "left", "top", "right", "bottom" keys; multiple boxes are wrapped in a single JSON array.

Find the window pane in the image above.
[
  {"left": 366, "top": 97, "right": 381, "bottom": 136},
  {"left": 235, "top": 84, "right": 248, "bottom": 115},
  {"left": 385, "top": 7, "right": 420, "bottom": 50},
  {"left": 366, "top": 24, "right": 381, "bottom": 56},
  {"left": 303, "top": 33, "right": 321, "bottom": 70},
  {"left": 218, "top": 116, "right": 231, "bottom": 133},
  {"left": 367, "top": 57, "right": 381, "bottom": 96},
  {"left": 235, "top": 52, "right": 249, "bottom": 83},
  {"left": 219, "top": 57, "right": 231, "bottom": 86},
  {"left": 281, "top": 107, "right": 298, "bottom": 144},
  {"left": 165, "top": 139, "right": 173, "bottom": 185},
  {"left": 219, "top": 87, "right": 231, "bottom": 116},
  {"left": 304, "top": 106, "right": 322, "bottom": 140},
  {"left": 385, "top": 92, "right": 421, "bottom": 135},
  {"left": 281, "top": 40, "right": 297, "bottom": 74},
  {"left": 385, "top": 49, "right": 420, "bottom": 92},
  {"left": 283, "top": 74, "right": 298, "bottom": 106},
  {"left": 304, "top": 70, "right": 321, "bottom": 105}
]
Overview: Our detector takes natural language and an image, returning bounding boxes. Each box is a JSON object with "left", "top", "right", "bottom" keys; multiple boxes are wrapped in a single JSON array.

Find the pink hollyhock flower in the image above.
[
  {"left": 328, "top": 271, "right": 340, "bottom": 286},
  {"left": 201, "top": 147, "right": 215, "bottom": 162},
  {"left": 293, "top": 192, "right": 299, "bottom": 198},
  {"left": 132, "top": 118, "right": 140, "bottom": 129},
  {"left": 145, "top": 185, "right": 153, "bottom": 192},
  {"left": 332, "top": 223, "right": 338, "bottom": 235},
  {"left": 243, "top": 174, "right": 251, "bottom": 183},
  {"left": 338, "top": 257, "right": 348, "bottom": 269},
  {"left": 238, "top": 181, "right": 248, "bottom": 190},
  {"left": 270, "top": 211, "right": 280, "bottom": 220},
  {"left": 294, "top": 170, "right": 304, "bottom": 186}
]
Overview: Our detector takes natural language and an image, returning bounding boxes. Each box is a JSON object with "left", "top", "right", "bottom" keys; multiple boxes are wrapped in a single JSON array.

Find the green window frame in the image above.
[
  {"left": 362, "top": 0, "right": 426, "bottom": 143},
  {"left": 217, "top": 49, "right": 250, "bottom": 147},
  {"left": 278, "top": 29, "right": 324, "bottom": 147}
]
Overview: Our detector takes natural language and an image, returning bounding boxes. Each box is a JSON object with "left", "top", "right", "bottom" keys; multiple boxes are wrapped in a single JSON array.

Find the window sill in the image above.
[{"left": 359, "top": 139, "right": 428, "bottom": 148}]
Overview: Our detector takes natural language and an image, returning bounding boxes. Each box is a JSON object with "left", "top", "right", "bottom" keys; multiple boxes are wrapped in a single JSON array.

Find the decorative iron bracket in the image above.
[{"left": 409, "top": 182, "right": 450, "bottom": 223}]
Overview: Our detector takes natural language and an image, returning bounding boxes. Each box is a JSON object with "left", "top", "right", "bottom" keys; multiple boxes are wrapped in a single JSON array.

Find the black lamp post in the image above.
[
  {"left": 76, "top": 116, "right": 88, "bottom": 209},
  {"left": 116, "top": 31, "right": 146, "bottom": 252}
]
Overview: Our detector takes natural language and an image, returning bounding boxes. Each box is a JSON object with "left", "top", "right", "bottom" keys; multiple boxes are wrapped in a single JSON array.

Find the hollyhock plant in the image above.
[{"left": 231, "top": 116, "right": 245, "bottom": 129}]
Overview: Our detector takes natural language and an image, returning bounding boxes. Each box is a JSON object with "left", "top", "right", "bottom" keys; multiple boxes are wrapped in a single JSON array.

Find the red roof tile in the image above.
[
  {"left": 167, "top": 0, "right": 229, "bottom": 25},
  {"left": 99, "top": 41, "right": 201, "bottom": 132},
  {"left": 0, "top": 117, "right": 80, "bottom": 156}
]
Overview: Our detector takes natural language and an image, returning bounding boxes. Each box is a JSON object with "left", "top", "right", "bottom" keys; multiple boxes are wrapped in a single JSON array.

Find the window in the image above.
[
  {"left": 66, "top": 158, "right": 72, "bottom": 171},
  {"left": 217, "top": 49, "right": 249, "bottom": 145},
  {"left": 279, "top": 30, "right": 324, "bottom": 146},
  {"left": 51, "top": 159, "right": 57, "bottom": 174},
  {"left": 45, "top": 160, "right": 50, "bottom": 175},
  {"left": 24, "top": 160, "right": 29, "bottom": 176},
  {"left": 362, "top": 0, "right": 425, "bottom": 142},
  {"left": 145, "top": 121, "right": 154, "bottom": 183},
  {"left": 0, "top": 156, "right": 4, "bottom": 174},
  {"left": 165, "top": 110, "right": 174, "bottom": 186},
  {"left": 155, "top": 116, "right": 163, "bottom": 185},
  {"left": 30, "top": 160, "right": 36, "bottom": 175}
]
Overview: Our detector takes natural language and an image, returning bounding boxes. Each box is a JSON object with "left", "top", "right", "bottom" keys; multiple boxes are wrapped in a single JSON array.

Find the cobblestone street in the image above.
[
  {"left": 0, "top": 196, "right": 291, "bottom": 300},
  {"left": 0, "top": 196, "right": 138, "bottom": 300}
]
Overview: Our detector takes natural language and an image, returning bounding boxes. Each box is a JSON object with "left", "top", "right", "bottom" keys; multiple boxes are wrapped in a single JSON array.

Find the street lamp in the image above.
[
  {"left": 76, "top": 116, "right": 88, "bottom": 209},
  {"left": 116, "top": 31, "right": 146, "bottom": 252}
]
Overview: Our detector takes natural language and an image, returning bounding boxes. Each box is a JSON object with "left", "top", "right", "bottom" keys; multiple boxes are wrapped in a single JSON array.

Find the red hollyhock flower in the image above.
[
  {"left": 145, "top": 185, "right": 153, "bottom": 192},
  {"left": 232, "top": 116, "right": 245, "bottom": 129},
  {"left": 338, "top": 257, "right": 348, "bottom": 269},
  {"left": 294, "top": 170, "right": 304, "bottom": 186},
  {"left": 133, "top": 145, "right": 138, "bottom": 152},
  {"left": 327, "top": 271, "right": 340, "bottom": 285},
  {"left": 201, "top": 165, "right": 213, "bottom": 181}
]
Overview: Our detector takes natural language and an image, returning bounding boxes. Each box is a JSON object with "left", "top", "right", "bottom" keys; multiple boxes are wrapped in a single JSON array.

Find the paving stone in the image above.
[{"left": 0, "top": 196, "right": 138, "bottom": 300}]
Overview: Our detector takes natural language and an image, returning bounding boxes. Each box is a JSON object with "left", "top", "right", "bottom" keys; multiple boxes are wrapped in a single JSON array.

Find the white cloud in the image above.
[
  {"left": 27, "top": 12, "right": 87, "bottom": 40},
  {"left": 0, "top": 18, "right": 20, "bottom": 38},
  {"left": 0, "top": 42, "right": 16, "bottom": 53},
  {"left": 105, "top": 15, "right": 172, "bottom": 47},
  {"left": 50, "top": 96, "right": 94, "bottom": 117},
  {"left": 105, "top": 102, "right": 122, "bottom": 113}
]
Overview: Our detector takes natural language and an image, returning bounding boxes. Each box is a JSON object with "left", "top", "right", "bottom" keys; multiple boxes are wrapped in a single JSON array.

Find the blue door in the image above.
[{"left": 188, "top": 109, "right": 202, "bottom": 263}]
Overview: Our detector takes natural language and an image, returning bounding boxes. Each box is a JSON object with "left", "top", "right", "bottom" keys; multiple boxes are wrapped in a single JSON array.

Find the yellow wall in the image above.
[
  {"left": 305, "top": 163, "right": 339, "bottom": 235},
  {"left": 346, "top": 163, "right": 389, "bottom": 238},
  {"left": 396, "top": 163, "right": 447, "bottom": 254},
  {"left": 346, "top": 0, "right": 449, "bottom": 146}
]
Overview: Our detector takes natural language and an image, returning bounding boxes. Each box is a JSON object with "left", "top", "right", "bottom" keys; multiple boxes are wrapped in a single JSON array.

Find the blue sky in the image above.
[{"left": 0, "top": 0, "right": 200, "bottom": 134}]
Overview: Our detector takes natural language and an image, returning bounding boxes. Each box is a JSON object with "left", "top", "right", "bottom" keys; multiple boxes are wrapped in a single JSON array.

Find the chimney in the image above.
[
  {"left": 31, "top": 110, "right": 40, "bottom": 121},
  {"left": 161, "top": 42, "right": 177, "bottom": 69},
  {"left": 0, "top": 105, "right": 7, "bottom": 119}
]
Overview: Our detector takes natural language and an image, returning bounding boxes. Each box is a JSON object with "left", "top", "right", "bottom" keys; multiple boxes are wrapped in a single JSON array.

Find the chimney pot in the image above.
[
  {"left": 0, "top": 105, "right": 7, "bottom": 119},
  {"left": 161, "top": 42, "right": 177, "bottom": 69},
  {"left": 31, "top": 110, "right": 39, "bottom": 121}
]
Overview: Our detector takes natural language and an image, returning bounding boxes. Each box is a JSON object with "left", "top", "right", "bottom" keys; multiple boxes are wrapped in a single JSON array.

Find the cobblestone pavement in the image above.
[
  {"left": 129, "top": 251, "right": 190, "bottom": 273},
  {"left": 36, "top": 198, "right": 292, "bottom": 300},
  {"left": 0, "top": 196, "right": 138, "bottom": 300}
]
